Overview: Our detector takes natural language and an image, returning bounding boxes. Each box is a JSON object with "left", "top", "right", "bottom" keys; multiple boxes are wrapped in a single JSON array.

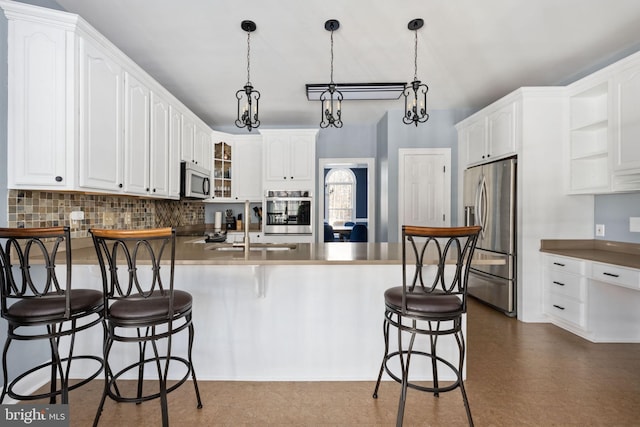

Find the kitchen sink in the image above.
[{"left": 207, "top": 243, "right": 297, "bottom": 251}]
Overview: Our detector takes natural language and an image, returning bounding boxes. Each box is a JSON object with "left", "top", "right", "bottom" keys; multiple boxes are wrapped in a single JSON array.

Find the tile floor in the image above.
[{"left": 30, "top": 299, "right": 640, "bottom": 425}]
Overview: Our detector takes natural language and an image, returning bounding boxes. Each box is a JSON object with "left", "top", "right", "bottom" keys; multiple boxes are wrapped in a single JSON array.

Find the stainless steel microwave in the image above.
[{"left": 180, "top": 162, "right": 210, "bottom": 199}]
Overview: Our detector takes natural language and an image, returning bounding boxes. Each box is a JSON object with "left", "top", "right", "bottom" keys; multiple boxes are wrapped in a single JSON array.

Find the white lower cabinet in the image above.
[
  {"left": 543, "top": 255, "right": 587, "bottom": 329},
  {"left": 543, "top": 254, "right": 640, "bottom": 342}
]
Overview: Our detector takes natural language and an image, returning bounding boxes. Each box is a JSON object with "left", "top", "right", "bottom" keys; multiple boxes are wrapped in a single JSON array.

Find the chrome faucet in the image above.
[{"left": 243, "top": 200, "right": 250, "bottom": 252}]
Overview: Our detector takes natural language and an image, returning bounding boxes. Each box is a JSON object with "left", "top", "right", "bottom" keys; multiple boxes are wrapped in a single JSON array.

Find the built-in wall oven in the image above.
[{"left": 264, "top": 191, "right": 312, "bottom": 235}]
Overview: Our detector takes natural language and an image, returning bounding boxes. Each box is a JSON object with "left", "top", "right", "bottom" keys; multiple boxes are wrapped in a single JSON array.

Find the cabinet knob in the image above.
[
  {"left": 55, "top": 176, "right": 63, "bottom": 182},
  {"left": 119, "top": 183, "right": 123, "bottom": 188},
  {"left": 290, "top": 176, "right": 294, "bottom": 180},
  {"left": 153, "top": 188, "right": 156, "bottom": 193}
]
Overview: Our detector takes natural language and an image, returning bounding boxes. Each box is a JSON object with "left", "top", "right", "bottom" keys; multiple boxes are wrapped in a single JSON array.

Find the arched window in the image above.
[{"left": 325, "top": 168, "right": 356, "bottom": 226}]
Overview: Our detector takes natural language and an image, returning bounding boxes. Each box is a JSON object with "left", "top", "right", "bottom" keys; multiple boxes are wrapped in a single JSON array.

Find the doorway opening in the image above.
[{"left": 318, "top": 158, "right": 375, "bottom": 242}]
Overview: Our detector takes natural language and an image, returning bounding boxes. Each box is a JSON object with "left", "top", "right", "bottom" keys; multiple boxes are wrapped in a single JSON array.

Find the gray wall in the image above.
[
  {"left": 379, "top": 108, "right": 471, "bottom": 242},
  {"left": 594, "top": 193, "right": 640, "bottom": 243}
]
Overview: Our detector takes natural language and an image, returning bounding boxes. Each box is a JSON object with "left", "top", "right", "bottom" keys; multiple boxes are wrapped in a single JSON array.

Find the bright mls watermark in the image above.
[{"left": 1, "top": 405, "right": 68, "bottom": 426}]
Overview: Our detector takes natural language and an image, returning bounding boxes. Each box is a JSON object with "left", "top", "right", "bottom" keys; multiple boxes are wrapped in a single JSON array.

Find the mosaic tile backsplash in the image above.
[{"left": 7, "top": 190, "right": 205, "bottom": 238}]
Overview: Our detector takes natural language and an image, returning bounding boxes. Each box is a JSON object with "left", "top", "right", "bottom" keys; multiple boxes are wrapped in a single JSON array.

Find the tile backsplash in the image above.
[{"left": 7, "top": 190, "right": 205, "bottom": 237}]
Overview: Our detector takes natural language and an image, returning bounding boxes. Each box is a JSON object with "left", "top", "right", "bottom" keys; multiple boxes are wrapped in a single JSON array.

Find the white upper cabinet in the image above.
[
  {"left": 567, "top": 79, "right": 610, "bottom": 194},
  {"left": 149, "top": 91, "right": 171, "bottom": 197},
  {"left": 232, "top": 135, "right": 263, "bottom": 201},
  {"left": 611, "top": 58, "right": 640, "bottom": 173},
  {"left": 168, "top": 106, "right": 182, "bottom": 198},
  {"left": 123, "top": 71, "right": 150, "bottom": 196},
  {"left": 463, "top": 118, "right": 487, "bottom": 165},
  {"left": 459, "top": 100, "right": 518, "bottom": 167},
  {"left": 2, "top": 2, "right": 208, "bottom": 199},
  {"left": 180, "top": 113, "right": 212, "bottom": 172},
  {"left": 567, "top": 50, "right": 640, "bottom": 194},
  {"left": 261, "top": 129, "right": 318, "bottom": 189},
  {"left": 78, "top": 36, "right": 124, "bottom": 192},
  {"left": 194, "top": 123, "right": 212, "bottom": 170},
  {"left": 209, "top": 133, "right": 262, "bottom": 202},
  {"left": 6, "top": 17, "right": 70, "bottom": 188},
  {"left": 488, "top": 102, "right": 518, "bottom": 159}
]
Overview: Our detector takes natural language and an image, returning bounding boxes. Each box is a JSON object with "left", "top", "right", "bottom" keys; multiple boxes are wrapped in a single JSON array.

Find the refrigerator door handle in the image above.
[{"left": 477, "top": 175, "right": 488, "bottom": 239}]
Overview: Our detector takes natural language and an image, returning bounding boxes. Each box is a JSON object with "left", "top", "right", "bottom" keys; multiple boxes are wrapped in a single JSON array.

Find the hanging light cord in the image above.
[
  {"left": 413, "top": 30, "right": 418, "bottom": 82},
  {"left": 329, "top": 28, "right": 335, "bottom": 84},
  {"left": 246, "top": 31, "right": 251, "bottom": 85}
]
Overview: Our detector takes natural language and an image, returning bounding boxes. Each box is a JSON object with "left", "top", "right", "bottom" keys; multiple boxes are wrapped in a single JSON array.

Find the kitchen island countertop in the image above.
[{"left": 69, "top": 236, "right": 505, "bottom": 266}]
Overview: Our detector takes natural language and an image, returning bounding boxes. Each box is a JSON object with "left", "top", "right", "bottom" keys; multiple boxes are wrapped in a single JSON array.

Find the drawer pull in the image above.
[
  {"left": 552, "top": 281, "right": 565, "bottom": 286},
  {"left": 553, "top": 262, "right": 566, "bottom": 267},
  {"left": 552, "top": 304, "right": 565, "bottom": 310},
  {"left": 602, "top": 272, "right": 620, "bottom": 278}
]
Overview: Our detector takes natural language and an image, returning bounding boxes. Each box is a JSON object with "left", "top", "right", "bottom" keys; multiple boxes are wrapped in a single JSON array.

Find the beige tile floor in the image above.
[{"left": 28, "top": 299, "right": 640, "bottom": 426}]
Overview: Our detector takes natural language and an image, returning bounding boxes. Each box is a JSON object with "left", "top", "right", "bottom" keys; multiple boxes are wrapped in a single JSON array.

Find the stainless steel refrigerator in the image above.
[{"left": 463, "top": 157, "right": 516, "bottom": 316}]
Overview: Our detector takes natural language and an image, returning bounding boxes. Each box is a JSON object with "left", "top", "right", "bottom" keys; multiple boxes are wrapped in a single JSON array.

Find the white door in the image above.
[{"left": 398, "top": 148, "right": 451, "bottom": 236}]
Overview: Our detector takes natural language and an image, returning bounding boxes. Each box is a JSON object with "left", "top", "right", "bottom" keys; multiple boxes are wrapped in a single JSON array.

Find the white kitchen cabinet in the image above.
[
  {"left": 78, "top": 36, "right": 125, "bottom": 192},
  {"left": 211, "top": 139, "right": 232, "bottom": 199},
  {"left": 123, "top": 71, "right": 150, "bottom": 196},
  {"left": 149, "top": 91, "right": 171, "bottom": 197},
  {"left": 180, "top": 113, "right": 196, "bottom": 165},
  {"left": 180, "top": 113, "right": 212, "bottom": 171},
  {"left": 2, "top": 1, "right": 204, "bottom": 199},
  {"left": 457, "top": 88, "right": 594, "bottom": 323},
  {"left": 566, "top": 50, "right": 640, "bottom": 194},
  {"left": 462, "top": 118, "right": 487, "bottom": 165},
  {"left": 261, "top": 129, "right": 318, "bottom": 189},
  {"left": 209, "top": 133, "right": 263, "bottom": 202},
  {"left": 6, "top": 16, "right": 71, "bottom": 189},
  {"left": 168, "top": 106, "right": 182, "bottom": 198},
  {"left": 566, "top": 78, "right": 610, "bottom": 194},
  {"left": 543, "top": 255, "right": 588, "bottom": 330},
  {"left": 543, "top": 253, "right": 640, "bottom": 342},
  {"left": 611, "top": 57, "right": 640, "bottom": 183},
  {"left": 232, "top": 135, "right": 263, "bottom": 201},
  {"left": 487, "top": 102, "right": 518, "bottom": 160},
  {"left": 460, "top": 101, "right": 518, "bottom": 167}
]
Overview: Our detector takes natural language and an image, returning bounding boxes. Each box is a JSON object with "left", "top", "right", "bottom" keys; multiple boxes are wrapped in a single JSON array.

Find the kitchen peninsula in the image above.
[{"left": 66, "top": 238, "right": 502, "bottom": 383}]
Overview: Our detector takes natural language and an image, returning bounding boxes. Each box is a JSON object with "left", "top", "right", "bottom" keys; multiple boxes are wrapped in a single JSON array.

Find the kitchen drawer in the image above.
[
  {"left": 545, "top": 293, "right": 586, "bottom": 327},
  {"left": 544, "top": 255, "right": 586, "bottom": 275},
  {"left": 546, "top": 270, "right": 586, "bottom": 301},
  {"left": 591, "top": 262, "right": 640, "bottom": 290}
]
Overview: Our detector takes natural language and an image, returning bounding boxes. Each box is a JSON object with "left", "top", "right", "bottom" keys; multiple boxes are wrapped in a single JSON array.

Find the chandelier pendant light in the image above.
[
  {"left": 403, "top": 18, "right": 429, "bottom": 126},
  {"left": 235, "top": 20, "right": 260, "bottom": 131},
  {"left": 320, "top": 19, "right": 343, "bottom": 128}
]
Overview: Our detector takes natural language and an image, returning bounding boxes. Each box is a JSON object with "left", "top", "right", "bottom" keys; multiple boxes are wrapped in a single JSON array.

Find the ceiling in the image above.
[{"left": 50, "top": 0, "right": 640, "bottom": 131}]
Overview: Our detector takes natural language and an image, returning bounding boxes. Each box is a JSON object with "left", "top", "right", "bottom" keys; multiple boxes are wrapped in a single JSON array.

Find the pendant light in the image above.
[
  {"left": 403, "top": 18, "right": 429, "bottom": 126},
  {"left": 320, "top": 19, "right": 343, "bottom": 128},
  {"left": 235, "top": 20, "right": 260, "bottom": 131}
]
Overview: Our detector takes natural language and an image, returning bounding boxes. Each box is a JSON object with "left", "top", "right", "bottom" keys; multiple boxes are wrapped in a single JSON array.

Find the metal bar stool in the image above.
[
  {"left": 90, "top": 227, "right": 202, "bottom": 427},
  {"left": 373, "top": 225, "right": 481, "bottom": 426},
  {"left": 0, "top": 226, "right": 104, "bottom": 404}
]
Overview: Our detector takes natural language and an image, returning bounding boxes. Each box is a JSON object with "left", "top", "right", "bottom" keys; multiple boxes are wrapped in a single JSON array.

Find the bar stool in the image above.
[
  {"left": 373, "top": 225, "right": 481, "bottom": 426},
  {"left": 0, "top": 226, "right": 103, "bottom": 403},
  {"left": 89, "top": 228, "right": 202, "bottom": 427}
]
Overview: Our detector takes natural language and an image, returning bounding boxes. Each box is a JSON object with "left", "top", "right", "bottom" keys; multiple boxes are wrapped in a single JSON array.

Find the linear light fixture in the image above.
[{"left": 306, "top": 82, "right": 407, "bottom": 101}]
